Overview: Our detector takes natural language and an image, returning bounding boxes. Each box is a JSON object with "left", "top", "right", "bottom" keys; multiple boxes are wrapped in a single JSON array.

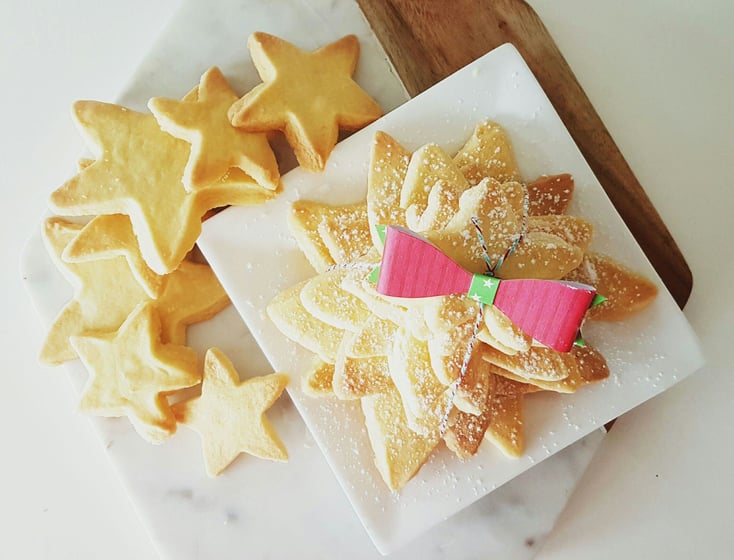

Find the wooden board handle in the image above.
[{"left": 357, "top": 0, "right": 692, "bottom": 308}]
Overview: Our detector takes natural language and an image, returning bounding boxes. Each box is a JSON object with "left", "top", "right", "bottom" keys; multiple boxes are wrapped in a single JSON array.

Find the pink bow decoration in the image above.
[{"left": 374, "top": 226, "right": 600, "bottom": 352}]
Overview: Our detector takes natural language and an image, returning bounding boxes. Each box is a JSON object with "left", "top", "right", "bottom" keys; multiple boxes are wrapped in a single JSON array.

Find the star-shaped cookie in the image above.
[
  {"left": 40, "top": 217, "right": 150, "bottom": 365},
  {"left": 40, "top": 217, "right": 230, "bottom": 364},
  {"left": 154, "top": 260, "right": 230, "bottom": 345},
  {"left": 48, "top": 101, "right": 201, "bottom": 274},
  {"left": 62, "top": 214, "right": 165, "bottom": 298},
  {"left": 71, "top": 303, "right": 199, "bottom": 444},
  {"left": 173, "top": 348, "right": 289, "bottom": 476},
  {"left": 228, "top": 33, "right": 383, "bottom": 171},
  {"left": 149, "top": 66, "right": 280, "bottom": 191}
]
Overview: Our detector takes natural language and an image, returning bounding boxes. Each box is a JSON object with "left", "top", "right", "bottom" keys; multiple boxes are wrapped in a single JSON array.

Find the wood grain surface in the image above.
[{"left": 356, "top": 0, "right": 692, "bottom": 308}]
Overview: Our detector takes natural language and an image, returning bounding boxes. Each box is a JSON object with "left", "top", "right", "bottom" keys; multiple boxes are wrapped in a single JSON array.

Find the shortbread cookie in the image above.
[
  {"left": 486, "top": 345, "right": 609, "bottom": 393},
  {"left": 61, "top": 214, "right": 165, "bottom": 298},
  {"left": 481, "top": 344, "right": 571, "bottom": 382},
  {"left": 48, "top": 101, "right": 200, "bottom": 274},
  {"left": 422, "top": 295, "right": 480, "bottom": 335},
  {"left": 41, "top": 216, "right": 230, "bottom": 363},
  {"left": 194, "top": 167, "right": 277, "bottom": 210},
  {"left": 301, "top": 357, "right": 335, "bottom": 397},
  {"left": 343, "top": 314, "right": 397, "bottom": 358},
  {"left": 388, "top": 329, "right": 447, "bottom": 432},
  {"left": 337, "top": 355, "right": 392, "bottom": 399},
  {"left": 40, "top": 217, "right": 150, "bottom": 365},
  {"left": 564, "top": 252, "right": 659, "bottom": 321},
  {"left": 492, "top": 372, "right": 541, "bottom": 396},
  {"left": 168, "top": 81, "right": 277, "bottom": 208},
  {"left": 317, "top": 203, "right": 371, "bottom": 264},
  {"left": 173, "top": 348, "right": 288, "bottom": 476},
  {"left": 361, "top": 385, "right": 439, "bottom": 491},
  {"left": 477, "top": 305, "right": 532, "bottom": 355},
  {"left": 288, "top": 200, "right": 335, "bottom": 272},
  {"left": 156, "top": 86, "right": 276, "bottom": 207},
  {"left": 453, "top": 120, "right": 521, "bottom": 185},
  {"left": 528, "top": 215, "right": 594, "bottom": 252},
  {"left": 445, "top": 371, "right": 527, "bottom": 459},
  {"left": 483, "top": 393, "right": 524, "bottom": 457},
  {"left": 444, "top": 405, "right": 490, "bottom": 459},
  {"left": 426, "top": 186, "right": 583, "bottom": 280},
  {"left": 150, "top": 67, "right": 279, "bottom": 191},
  {"left": 153, "top": 260, "right": 231, "bottom": 346},
  {"left": 527, "top": 174, "right": 574, "bottom": 216},
  {"left": 266, "top": 279, "right": 344, "bottom": 363},
  {"left": 401, "top": 143, "right": 470, "bottom": 231},
  {"left": 71, "top": 303, "right": 199, "bottom": 444},
  {"left": 406, "top": 180, "right": 462, "bottom": 233},
  {"left": 288, "top": 200, "right": 370, "bottom": 272},
  {"left": 366, "top": 131, "right": 411, "bottom": 248},
  {"left": 428, "top": 178, "right": 583, "bottom": 278},
  {"left": 441, "top": 177, "right": 520, "bottom": 235},
  {"left": 299, "top": 268, "right": 371, "bottom": 331},
  {"left": 341, "top": 271, "right": 431, "bottom": 342},
  {"left": 229, "top": 33, "right": 383, "bottom": 171},
  {"left": 571, "top": 345, "right": 611, "bottom": 385},
  {"left": 453, "top": 351, "right": 493, "bottom": 415},
  {"left": 333, "top": 333, "right": 392, "bottom": 399},
  {"left": 66, "top": 159, "right": 179, "bottom": 295},
  {"left": 427, "top": 318, "right": 476, "bottom": 385}
]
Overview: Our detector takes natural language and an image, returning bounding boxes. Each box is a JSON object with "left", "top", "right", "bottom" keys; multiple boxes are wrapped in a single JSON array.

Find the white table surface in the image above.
[{"left": 2, "top": 1, "right": 732, "bottom": 559}]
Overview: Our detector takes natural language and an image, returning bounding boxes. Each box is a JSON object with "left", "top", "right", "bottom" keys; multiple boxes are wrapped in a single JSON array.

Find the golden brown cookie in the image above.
[
  {"left": 453, "top": 120, "right": 521, "bottom": 185},
  {"left": 153, "top": 260, "right": 231, "bottom": 346},
  {"left": 485, "top": 345, "right": 609, "bottom": 394},
  {"left": 388, "top": 328, "right": 447, "bottom": 432},
  {"left": 150, "top": 66, "right": 279, "bottom": 191},
  {"left": 366, "top": 131, "right": 411, "bottom": 247},
  {"left": 564, "top": 252, "right": 659, "bottom": 321},
  {"left": 401, "top": 143, "right": 470, "bottom": 232},
  {"left": 483, "top": 393, "right": 524, "bottom": 458},
  {"left": 333, "top": 333, "right": 392, "bottom": 399},
  {"left": 301, "top": 357, "right": 335, "bottom": 397},
  {"left": 343, "top": 314, "right": 397, "bottom": 358},
  {"left": 266, "top": 279, "right": 344, "bottom": 363},
  {"left": 40, "top": 217, "right": 150, "bottom": 365},
  {"left": 444, "top": 370, "right": 527, "bottom": 459},
  {"left": 61, "top": 215, "right": 165, "bottom": 298},
  {"left": 528, "top": 215, "right": 594, "bottom": 253},
  {"left": 453, "top": 351, "right": 493, "bottom": 415},
  {"left": 71, "top": 303, "right": 199, "bottom": 444},
  {"left": 361, "top": 385, "right": 439, "bottom": 491},
  {"left": 318, "top": 203, "right": 371, "bottom": 264},
  {"left": 48, "top": 101, "right": 200, "bottom": 274},
  {"left": 173, "top": 348, "right": 288, "bottom": 476},
  {"left": 477, "top": 306, "right": 532, "bottom": 355},
  {"left": 481, "top": 344, "right": 571, "bottom": 382},
  {"left": 288, "top": 200, "right": 370, "bottom": 272},
  {"left": 299, "top": 268, "right": 371, "bottom": 331},
  {"left": 428, "top": 178, "right": 583, "bottom": 278},
  {"left": 229, "top": 33, "right": 383, "bottom": 171},
  {"left": 40, "top": 218, "right": 230, "bottom": 363},
  {"left": 526, "top": 173, "right": 574, "bottom": 216}
]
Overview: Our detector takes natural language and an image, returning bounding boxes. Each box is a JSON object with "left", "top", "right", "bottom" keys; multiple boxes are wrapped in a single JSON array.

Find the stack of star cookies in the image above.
[
  {"left": 268, "top": 121, "right": 659, "bottom": 491},
  {"left": 40, "top": 33, "right": 384, "bottom": 475}
]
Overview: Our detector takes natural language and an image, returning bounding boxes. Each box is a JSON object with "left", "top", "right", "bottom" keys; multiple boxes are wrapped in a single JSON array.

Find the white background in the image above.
[{"left": 2, "top": 1, "right": 732, "bottom": 558}]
